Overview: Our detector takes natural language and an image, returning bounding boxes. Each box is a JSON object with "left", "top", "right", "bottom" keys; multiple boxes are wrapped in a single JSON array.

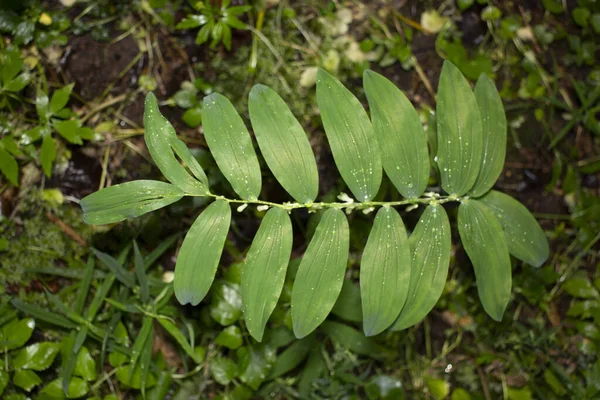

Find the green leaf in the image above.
[
  {"left": 144, "top": 92, "right": 208, "bottom": 194},
  {"left": 331, "top": 279, "right": 363, "bottom": 322},
  {"left": 54, "top": 119, "right": 84, "bottom": 144},
  {"left": 426, "top": 378, "right": 450, "bottom": 400},
  {"left": 50, "top": 84, "right": 74, "bottom": 114},
  {"left": 4, "top": 72, "right": 31, "bottom": 92},
  {"left": 210, "top": 357, "right": 238, "bottom": 385},
  {"left": 40, "top": 134, "right": 56, "bottom": 177},
  {"left": 237, "top": 344, "right": 276, "bottom": 390},
  {"left": 436, "top": 60, "right": 483, "bottom": 196},
  {"left": 470, "top": 74, "right": 506, "bottom": 197},
  {"left": 80, "top": 180, "right": 184, "bottom": 225},
  {"left": 74, "top": 347, "right": 97, "bottom": 381},
  {"left": 40, "top": 377, "right": 89, "bottom": 398},
  {"left": 298, "top": 347, "right": 326, "bottom": 396},
  {"left": 458, "top": 199, "right": 512, "bottom": 321},
  {"left": 12, "top": 342, "right": 61, "bottom": 370},
  {"left": 316, "top": 68, "right": 382, "bottom": 202},
  {"left": 93, "top": 249, "right": 135, "bottom": 289},
  {"left": 13, "top": 369, "right": 41, "bottom": 392},
  {"left": 0, "top": 318, "right": 34, "bottom": 351},
  {"left": 74, "top": 257, "right": 94, "bottom": 315},
  {"left": 0, "top": 369, "right": 8, "bottom": 397},
  {"left": 2, "top": 49, "right": 22, "bottom": 83},
  {"left": 267, "top": 336, "right": 313, "bottom": 380},
  {"left": 0, "top": 147, "right": 18, "bottom": 186},
  {"left": 215, "top": 325, "right": 243, "bottom": 349},
  {"left": 130, "top": 317, "right": 153, "bottom": 378},
  {"left": 563, "top": 278, "right": 599, "bottom": 299},
  {"left": 363, "top": 70, "right": 429, "bottom": 198},
  {"left": 182, "top": 106, "right": 202, "bottom": 128},
  {"left": 157, "top": 318, "right": 202, "bottom": 363},
  {"left": 292, "top": 208, "right": 349, "bottom": 338},
  {"left": 115, "top": 364, "right": 157, "bottom": 389},
  {"left": 201, "top": 92, "right": 262, "bottom": 200},
  {"left": 248, "top": 84, "right": 319, "bottom": 203},
  {"left": 365, "top": 375, "right": 404, "bottom": 399},
  {"left": 321, "top": 321, "right": 389, "bottom": 357},
  {"left": 210, "top": 281, "right": 243, "bottom": 326},
  {"left": 242, "top": 207, "right": 293, "bottom": 341},
  {"left": 360, "top": 207, "right": 411, "bottom": 336},
  {"left": 174, "top": 199, "right": 231, "bottom": 305},
  {"left": 478, "top": 190, "right": 549, "bottom": 267},
  {"left": 133, "top": 241, "right": 150, "bottom": 303},
  {"left": 10, "top": 300, "right": 75, "bottom": 329},
  {"left": 176, "top": 14, "right": 207, "bottom": 29},
  {"left": 392, "top": 204, "right": 451, "bottom": 331}
]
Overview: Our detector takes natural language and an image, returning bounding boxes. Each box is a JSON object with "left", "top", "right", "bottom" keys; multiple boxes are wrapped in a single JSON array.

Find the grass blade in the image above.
[
  {"left": 458, "top": 200, "right": 512, "bottom": 321},
  {"left": 291, "top": 208, "right": 349, "bottom": 338},
  {"left": 81, "top": 180, "right": 184, "bottom": 225},
  {"left": 201, "top": 92, "right": 262, "bottom": 200},
  {"left": 241, "top": 207, "right": 293, "bottom": 341},
  {"left": 360, "top": 207, "right": 411, "bottom": 336},
  {"left": 436, "top": 60, "right": 483, "bottom": 196},
  {"left": 130, "top": 317, "right": 153, "bottom": 379},
  {"left": 249, "top": 84, "right": 319, "bottom": 203},
  {"left": 133, "top": 240, "right": 150, "bottom": 303},
  {"left": 93, "top": 249, "right": 135, "bottom": 289},
  {"left": 157, "top": 318, "right": 202, "bottom": 363},
  {"left": 363, "top": 70, "right": 429, "bottom": 199},
  {"left": 316, "top": 68, "right": 382, "bottom": 202},
  {"left": 174, "top": 200, "right": 231, "bottom": 306},
  {"left": 74, "top": 256, "right": 95, "bottom": 315},
  {"left": 391, "top": 204, "right": 451, "bottom": 331},
  {"left": 470, "top": 73, "right": 507, "bottom": 197},
  {"left": 11, "top": 299, "right": 76, "bottom": 329},
  {"left": 143, "top": 234, "right": 179, "bottom": 270}
]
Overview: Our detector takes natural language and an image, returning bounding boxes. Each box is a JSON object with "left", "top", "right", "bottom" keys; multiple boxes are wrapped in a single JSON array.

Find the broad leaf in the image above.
[
  {"left": 363, "top": 70, "right": 429, "bottom": 199},
  {"left": 50, "top": 83, "right": 74, "bottom": 114},
  {"left": 174, "top": 199, "right": 231, "bottom": 305},
  {"left": 40, "top": 377, "right": 89, "bottom": 398},
  {"left": 144, "top": 93, "right": 208, "bottom": 194},
  {"left": 201, "top": 92, "right": 262, "bottom": 200},
  {"left": 470, "top": 73, "right": 507, "bottom": 197},
  {"left": 0, "top": 147, "right": 18, "bottom": 186},
  {"left": 2, "top": 49, "right": 22, "bottom": 83},
  {"left": 0, "top": 318, "right": 34, "bottom": 351},
  {"left": 478, "top": 190, "right": 549, "bottom": 267},
  {"left": 241, "top": 207, "right": 293, "bottom": 342},
  {"left": 40, "top": 134, "right": 56, "bottom": 177},
  {"left": 237, "top": 344, "right": 276, "bottom": 390},
  {"left": 13, "top": 369, "right": 41, "bottom": 392},
  {"left": 267, "top": 336, "right": 314, "bottom": 380},
  {"left": 54, "top": 120, "right": 83, "bottom": 144},
  {"left": 360, "top": 207, "right": 411, "bottom": 336},
  {"left": 291, "top": 208, "right": 349, "bottom": 338},
  {"left": 458, "top": 200, "right": 512, "bottom": 321},
  {"left": 436, "top": 60, "right": 483, "bottom": 196},
  {"left": 80, "top": 180, "right": 184, "bottom": 225},
  {"left": 249, "top": 84, "right": 319, "bottom": 203},
  {"left": 4, "top": 72, "right": 31, "bottom": 92},
  {"left": 316, "top": 68, "right": 382, "bottom": 202},
  {"left": 392, "top": 204, "right": 451, "bottom": 331},
  {"left": 12, "top": 342, "right": 61, "bottom": 371}
]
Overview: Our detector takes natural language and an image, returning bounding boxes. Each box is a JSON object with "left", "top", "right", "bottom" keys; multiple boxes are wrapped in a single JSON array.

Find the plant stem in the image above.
[{"left": 186, "top": 192, "right": 461, "bottom": 212}]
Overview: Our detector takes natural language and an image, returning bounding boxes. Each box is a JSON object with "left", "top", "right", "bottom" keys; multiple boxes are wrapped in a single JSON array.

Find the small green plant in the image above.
[
  {"left": 176, "top": 0, "right": 251, "bottom": 51},
  {"left": 80, "top": 60, "right": 549, "bottom": 342}
]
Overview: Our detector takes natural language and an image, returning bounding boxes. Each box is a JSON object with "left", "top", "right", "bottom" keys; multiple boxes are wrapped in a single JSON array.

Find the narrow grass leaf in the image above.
[
  {"left": 458, "top": 200, "right": 512, "bottom": 321},
  {"left": 86, "top": 276, "right": 116, "bottom": 319},
  {"left": 133, "top": 241, "right": 150, "bottom": 303},
  {"left": 291, "top": 208, "right": 349, "bottom": 338},
  {"left": 478, "top": 190, "right": 549, "bottom": 267},
  {"left": 140, "top": 328, "right": 153, "bottom": 397},
  {"left": 363, "top": 70, "right": 429, "bottom": 198},
  {"left": 0, "top": 147, "right": 18, "bottom": 186},
  {"left": 241, "top": 207, "right": 293, "bottom": 342},
  {"left": 360, "top": 207, "right": 411, "bottom": 336},
  {"left": 392, "top": 204, "right": 451, "bottom": 331},
  {"left": 249, "top": 84, "right": 319, "bottom": 203},
  {"left": 93, "top": 249, "right": 135, "bottom": 289},
  {"left": 144, "top": 233, "right": 179, "bottom": 270},
  {"left": 144, "top": 93, "right": 208, "bottom": 194},
  {"left": 436, "top": 60, "right": 483, "bottom": 196},
  {"left": 157, "top": 318, "right": 202, "bottom": 363},
  {"left": 80, "top": 180, "right": 184, "bottom": 225},
  {"left": 129, "top": 317, "right": 153, "bottom": 379},
  {"left": 11, "top": 300, "right": 75, "bottom": 329},
  {"left": 316, "top": 68, "right": 382, "bottom": 202},
  {"left": 174, "top": 199, "right": 231, "bottom": 306},
  {"left": 470, "top": 73, "right": 507, "bottom": 197},
  {"left": 201, "top": 92, "right": 262, "bottom": 200},
  {"left": 74, "top": 256, "right": 94, "bottom": 315}
]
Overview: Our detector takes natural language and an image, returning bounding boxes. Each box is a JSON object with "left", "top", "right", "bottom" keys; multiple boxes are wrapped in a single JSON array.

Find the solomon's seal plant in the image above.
[{"left": 81, "top": 61, "right": 549, "bottom": 341}]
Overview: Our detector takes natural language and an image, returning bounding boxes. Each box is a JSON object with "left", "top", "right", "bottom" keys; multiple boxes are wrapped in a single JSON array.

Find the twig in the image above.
[{"left": 46, "top": 212, "right": 87, "bottom": 247}]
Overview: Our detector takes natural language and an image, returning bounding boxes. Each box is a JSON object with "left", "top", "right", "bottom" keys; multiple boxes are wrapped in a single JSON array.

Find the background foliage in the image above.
[{"left": 1, "top": 0, "right": 599, "bottom": 399}]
